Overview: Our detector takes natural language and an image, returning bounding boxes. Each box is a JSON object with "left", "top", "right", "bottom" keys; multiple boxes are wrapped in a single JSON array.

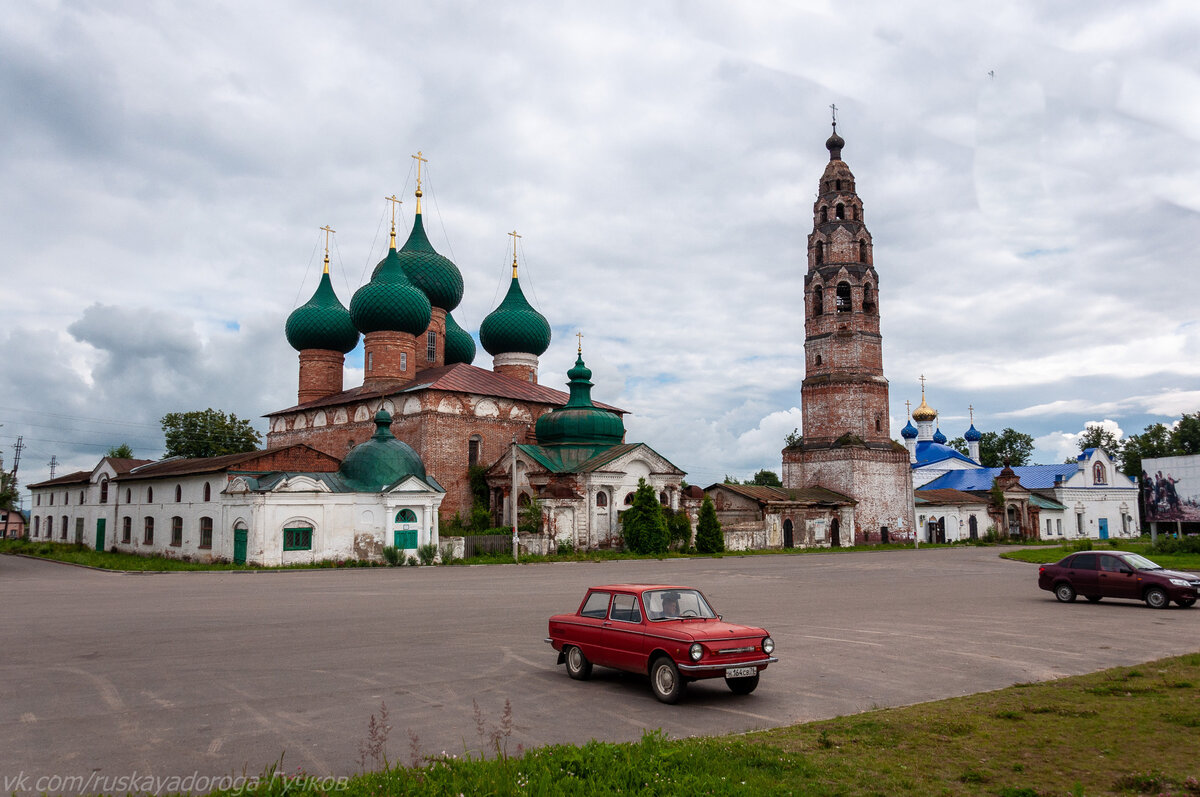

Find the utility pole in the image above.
[
  {"left": 12, "top": 436, "right": 24, "bottom": 486},
  {"left": 47, "top": 454, "right": 58, "bottom": 479}
]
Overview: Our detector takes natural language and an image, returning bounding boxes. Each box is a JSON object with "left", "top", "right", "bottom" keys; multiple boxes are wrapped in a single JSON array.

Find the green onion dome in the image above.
[
  {"left": 535, "top": 353, "right": 625, "bottom": 446},
  {"left": 479, "top": 270, "right": 552, "bottom": 356},
  {"left": 443, "top": 311, "right": 476, "bottom": 365},
  {"left": 285, "top": 271, "right": 359, "bottom": 353},
  {"left": 370, "top": 213, "right": 464, "bottom": 312},
  {"left": 351, "top": 246, "right": 432, "bottom": 335},
  {"left": 339, "top": 410, "right": 427, "bottom": 490}
]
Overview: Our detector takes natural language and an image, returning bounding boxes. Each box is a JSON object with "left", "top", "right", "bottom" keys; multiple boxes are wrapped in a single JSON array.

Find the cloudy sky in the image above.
[{"left": 3, "top": 0, "right": 1199, "bottom": 497}]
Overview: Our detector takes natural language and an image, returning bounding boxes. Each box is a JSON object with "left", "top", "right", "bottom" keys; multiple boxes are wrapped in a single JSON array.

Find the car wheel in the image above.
[
  {"left": 565, "top": 646, "right": 592, "bottom": 681},
  {"left": 650, "top": 656, "right": 684, "bottom": 704},
  {"left": 726, "top": 671, "right": 760, "bottom": 695},
  {"left": 1054, "top": 582, "right": 1076, "bottom": 603},
  {"left": 1144, "top": 587, "right": 1169, "bottom": 609},
  {"left": 1085, "top": 595, "right": 1102, "bottom": 603},
  {"left": 1176, "top": 598, "right": 1196, "bottom": 608}
]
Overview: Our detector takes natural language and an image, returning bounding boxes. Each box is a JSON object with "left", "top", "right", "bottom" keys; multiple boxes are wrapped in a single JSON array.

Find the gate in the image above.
[{"left": 463, "top": 534, "right": 514, "bottom": 557}]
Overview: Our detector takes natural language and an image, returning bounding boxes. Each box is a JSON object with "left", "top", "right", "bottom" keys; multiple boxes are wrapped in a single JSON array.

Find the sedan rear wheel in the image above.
[
  {"left": 726, "top": 671, "right": 760, "bottom": 695},
  {"left": 1054, "top": 582, "right": 1076, "bottom": 603},
  {"left": 565, "top": 646, "right": 592, "bottom": 681},
  {"left": 1144, "top": 587, "right": 1169, "bottom": 609},
  {"left": 650, "top": 656, "right": 684, "bottom": 704}
]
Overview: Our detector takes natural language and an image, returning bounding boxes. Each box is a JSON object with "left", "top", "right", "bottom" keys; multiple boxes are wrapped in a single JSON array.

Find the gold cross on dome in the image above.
[
  {"left": 905, "top": 399, "right": 912, "bottom": 417},
  {"left": 576, "top": 331, "right": 584, "bottom": 354},
  {"left": 412, "top": 152, "right": 428, "bottom": 211},
  {"left": 969, "top": 404, "right": 975, "bottom": 424},
  {"left": 508, "top": 230, "right": 522, "bottom": 277},
  {"left": 384, "top": 194, "right": 402, "bottom": 246},
  {"left": 320, "top": 225, "right": 335, "bottom": 273}
]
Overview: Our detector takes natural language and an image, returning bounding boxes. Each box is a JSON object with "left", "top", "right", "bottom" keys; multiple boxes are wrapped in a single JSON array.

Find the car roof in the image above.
[{"left": 586, "top": 584, "right": 693, "bottom": 593}]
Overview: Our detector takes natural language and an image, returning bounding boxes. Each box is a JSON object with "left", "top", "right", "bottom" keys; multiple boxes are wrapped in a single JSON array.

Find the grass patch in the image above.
[
  {"left": 0, "top": 539, "right": 386, "bottom": 572},
  {"left": 1001, "top": 538, "right": 1200, "bottom": 571},
  {"left": 199, "top": 653, "right": 1200, "bottom": 796}
]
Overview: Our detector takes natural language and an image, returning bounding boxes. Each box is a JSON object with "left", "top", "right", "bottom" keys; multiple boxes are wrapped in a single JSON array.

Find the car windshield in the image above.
[
  {"left": 645, "top": 589, "right": 717, "bottom": 620},
  {"left": 1122, "top": 553, "right": 1163, "bottom": 571}
]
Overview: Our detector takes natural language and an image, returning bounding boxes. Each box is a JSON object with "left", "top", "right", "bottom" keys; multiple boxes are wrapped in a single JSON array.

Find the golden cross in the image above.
[
  {"left": 919, "top": 374, "right": 926, "bottom": 395},
  {"left": 905, "top": 399, "right": 911, "bottom": 418},
  {"left": 576, "top": 331, "right": 584, "bottom": 355},
  {"left": 412, "top": 151, "right": 428, "bottom": 186},
  {"left": 384, "top": 194, "right": 401, "bottom": 246},
  {"left": 508, "top": 230, "right": 522, "bottom": 278},
  {"left": 320, "top": 225, "right": 335, "bottom": 274},
  {"left": 969, "top": 404, "right": 975, "bottom": 424}
]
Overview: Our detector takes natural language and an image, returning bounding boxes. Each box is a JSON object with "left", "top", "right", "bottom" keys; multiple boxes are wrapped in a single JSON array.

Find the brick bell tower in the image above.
[{"left": 782, "top": 118, "right": 914, "bottom": 544}]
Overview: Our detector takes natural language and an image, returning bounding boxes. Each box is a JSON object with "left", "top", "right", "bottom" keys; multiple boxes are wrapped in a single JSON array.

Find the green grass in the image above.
[
  {"left": 0, "top": 539, "right": 387, "bottom": 571},
  {"left": 205, "top": 653, "right": 1200, "bottom": 796},
  {"left": 1001, "top": 538, "right": 1200, "bottom": 571}
]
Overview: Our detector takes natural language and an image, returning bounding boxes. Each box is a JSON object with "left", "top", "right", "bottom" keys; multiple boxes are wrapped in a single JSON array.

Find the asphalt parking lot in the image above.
[{"left": 2, "top": 547, "right": 1197, "bottom": 786}]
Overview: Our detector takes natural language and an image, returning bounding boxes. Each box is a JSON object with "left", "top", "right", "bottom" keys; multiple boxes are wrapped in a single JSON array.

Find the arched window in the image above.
[
  {"left": 144, "top": 517, "right": 154, "bottom": 545},
  {"left": 171, "top": 516, "right": 183, "bottom": 546},
  {"left": 100, "top": 478, "right": 109, "bottom": 504},
  {"left": 815, "top": 355, "right": 823, "bottom": 366},
  {"left": 125, "top": 488, "right": 131, "bottom": 503},
  {"left": 199, "top": 517, "right": 213, "bottom": 548},
  {"left": 859, "top": 240, "right": 868, "bottom": 262},
  {"left": 821, "top": 206, "right": 829, "bottom": 222},
  {"left": 596, "top": 492, "right": 608, "bottom": 507},
  {"left": 395, "top": 509, "right": 418, "bottom": 523},
  {"left": 849, "top": 206, "right": 857, "bottom": 220},
  {"left": 174, "top": 484, "right": 182, "bottom": 502},
  {"left": 61, "top": 516, "right": 68, "bottom": 539},
  {"left": 122, "top": 516, "right": 131, "bottom": 543},
  {"left": 875, "top": 417, "right": 882, "bottom": 432},
  {"left": 835, "top": 203, "right": 845, "bottom": 220},
  {"left": 426, "top": 330, "right": 437, "bottom": 363},
  {"left": 147, "top": 486, "right": 153, "bottom": 503},
  {"left": 624, "top": 492, "right": 635, "bottom": 506},
  {"left": 815, "top": 240, "right": 824, "bottom": 264},
  {"left": 79, "top": 490, "right": 85, "bottom": 504},
  {"left": 46, "top": 516, "right": 53, "bottom": 537},
  {"left": 836, "top": 281, "right": 852, "bottom": 313},
  {"left": 659, "top": 492, "right": 669, "bottom": 505},
  {"left": 33, "top": 517, "right": 40, "bottom": 536},
  {"left": 835, "top": 179, "right": 842, "bottom": 191},
  {"left": 813, "top": 284, "right": 824, "bottom": 315},
  {"left": 468, "top": 435, "right": 482, "bottom": 467},
  {"left": 862, "top": 284, "right": 875, "bottom": 313},
  {"left": 203, "top": 482, "right": 211, "bottom": 502},
  {"left": 1093, "top": 462, "right": 1107, "bottom": 484}
]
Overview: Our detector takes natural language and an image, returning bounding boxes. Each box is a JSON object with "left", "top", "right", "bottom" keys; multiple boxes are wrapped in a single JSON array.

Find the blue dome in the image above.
[
  {"left": 901, "top": 420, "right": 918, "bottom": 439},
  {"left": 964, "top": 423, "right": 982, "bottom": 442},
  {"left": 932, "top": 428, "right": 947, "bottom": 444}
]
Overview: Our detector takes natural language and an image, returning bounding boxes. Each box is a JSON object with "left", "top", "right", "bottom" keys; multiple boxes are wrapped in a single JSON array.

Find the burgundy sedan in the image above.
[
  {"left": 1038, "top": 550, "right": 1199, "bottom": 608},
  {"left": 545, "top": 584, "right": 777, "bottom": 704}
]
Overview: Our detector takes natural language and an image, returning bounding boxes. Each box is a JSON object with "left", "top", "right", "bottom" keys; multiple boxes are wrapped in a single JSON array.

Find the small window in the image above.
[
  {"left": 171, "top": 517, "right": 183, "bottom": 546},
  {"left": 64, "top": 492, "right": 68, "bottom": 505},
  {"left": 835, "top": 180, "right": 842, "bottom": 191},
  {"left": 821, "top": 206, "right": 829, "bottom": 222},
  {"left": 659, "top": 491, "right": 668, "bottom": 505},
  {"left": 400, "top": 352, "right": 407, "bottom": 371},
  {"left": 875, "top": 417, "right": 882, "bottom": 432},
  {"left": 836, "top": 281, "right": 852, "bottom": 313},
  {"left": 815, "top": 240, "right": 824, "bottom": 264},
  {"left": 813, "top": 285, "right": 824, "bottom": 316},
  {"left": 859, "top": 240, "right": 868, "bottom": 262},
  {"left": 367, "top": 352, "right": 374, "bottom": 371},
  {"left": 147, "top": 486, "right": 153, "bottom": 503},
  {"left": 79, "top": 490, "right": 85, "bottom": 504},
  {"left": 815, "top": 355, "right": 823, "bottom": 366},
  {"left": 34, "top": 517, "right": 40, "bottom": 536},
  {"left": 143, "top": 517, "right": 154, "bottom": 545},
  {"left": 36, "top": 494, "right": 41, "bottom": 507},
  {"left": 122, "top": 516, "right": 131, "bottom": 543},
  {"left": 283, "top": 527, "right": 312, "bottom": 551},
  {"left": 199, "top": 517, "right": 213, "bottom": 548},
  {"left": 100, "top": 479, "right": 109, "bottom": 504},
  {"left": 427, "top": 330, "right": 437, "bottom": 362},
  {"left": 580, "top": 591, "right": 611, "bottom": 619},
  {"left": 203, "top": 482, "right": 211, "bottom": 502},
  {"left": 125, "top": 488, "right": 131, "bottom": 503},
  {"left": 609, "top": 594, "right": 642, "bottom": 624},
  {"left": 835, "top": 203, "right": 845, "bottom": 219},
  {"left": 395, "top": 508, "right": 418, "bottom": 523},
  {"left": 61, "top": 516, "right": 68, "bottom": 540},
  {"left": 468, "top": 435, "right": 481, "bottom": 467},
  {"left": 1056, "top": 519, "right": 1062, "bottom": 535},
  {"left": 624, "top": 492, "right": 635, "bottom": 506},
  {"left": 863, "top": 284, "right": 875, "bottom": 312},
  {"left": 49, "top": 493, "right": 54, "bottom": 506},
  {"left": 175, "top": 485, "right": 182, "bottom": 502},
  {"left": 596, "top": 492, "right": 608, "bottom": 507}
]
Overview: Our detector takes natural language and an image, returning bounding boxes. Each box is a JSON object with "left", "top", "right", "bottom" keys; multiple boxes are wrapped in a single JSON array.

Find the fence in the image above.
[{"left": 462, "top": 533, "right": 515, "bottom": 558}]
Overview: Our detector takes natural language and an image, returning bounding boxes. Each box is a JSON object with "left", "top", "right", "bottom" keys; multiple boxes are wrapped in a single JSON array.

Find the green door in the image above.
[
  {"left": 95, "top": 518, "right": 106, "bottom": 551},
  {"left": 233, "top": 527, "right": 248, "bottom": 564}
]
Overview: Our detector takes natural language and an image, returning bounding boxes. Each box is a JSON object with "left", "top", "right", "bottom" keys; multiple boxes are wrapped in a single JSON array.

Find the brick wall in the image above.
[{"left": 297, "top": 350, "right": 345, "bottom": 403}]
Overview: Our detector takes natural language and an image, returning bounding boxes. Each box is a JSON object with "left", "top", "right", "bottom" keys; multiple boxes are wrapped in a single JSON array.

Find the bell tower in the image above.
[{"left": 783, "top": 117, "right": 914, "bottom": 544}]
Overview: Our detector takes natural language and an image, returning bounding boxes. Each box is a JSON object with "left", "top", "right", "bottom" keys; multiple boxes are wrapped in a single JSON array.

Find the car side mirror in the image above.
[{"left": 1119, "top": 567, "right": 1133, "bottom": 575}]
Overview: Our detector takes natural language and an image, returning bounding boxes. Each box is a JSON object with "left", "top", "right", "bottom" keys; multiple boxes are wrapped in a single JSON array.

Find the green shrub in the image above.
[
  {"left": 621, "top": 478, "right": 669, "bottom": 554},
  {"left": 694, "top": 495, "right": 724, "bottom": 553},
  {"left": 405, "top": 555, "right": 419, "bottom": 567},
  {"left": 665, "top": 507, "right": 692, "bottom": 551},
  {"left": 382, "top": 546, "right": 401, "bottom": 566},
  {"left": 417, "top": 542, "right": 438, "bottom": 566},
  {"left": 556, "top": 539, "right": 574, "bottom": 556},
  {"left": 1151, "top": 534, "right": 1200, "bottom": 555},
  {"left": 1072, "top": 539, "right": 1093, "bottom": 551}
]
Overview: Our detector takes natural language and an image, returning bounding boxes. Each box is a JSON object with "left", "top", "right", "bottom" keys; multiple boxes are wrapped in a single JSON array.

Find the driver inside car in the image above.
[{"left": 660, "top": 592, "right": 680, "bottom": 618}]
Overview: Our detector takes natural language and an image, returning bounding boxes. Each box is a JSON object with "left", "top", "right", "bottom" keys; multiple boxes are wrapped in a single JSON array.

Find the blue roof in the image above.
[
  {"left": 932, "top": 427, "right": 947, "bottom": 444},
  {"left": 901, "top": 420, "right": 918, "bottom": 439},
  {"left": 912, "top": 440, "right": 977, "bottom": 467},
  {"left": 922, "top": 464, "right": 1082, "bottom": 491},
  {"left": 964, "top": 423, "right": 982, "bottom": 442}
]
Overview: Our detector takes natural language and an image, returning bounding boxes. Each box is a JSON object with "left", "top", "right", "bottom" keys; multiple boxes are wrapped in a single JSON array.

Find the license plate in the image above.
[{"left": 726, "top": 667, "right": 757, "bottom": 679}]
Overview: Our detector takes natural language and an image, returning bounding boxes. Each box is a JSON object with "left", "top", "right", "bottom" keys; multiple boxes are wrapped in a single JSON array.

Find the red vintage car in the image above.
[{"left": 545, "top": 584, "right": 777, "bottom": 703}]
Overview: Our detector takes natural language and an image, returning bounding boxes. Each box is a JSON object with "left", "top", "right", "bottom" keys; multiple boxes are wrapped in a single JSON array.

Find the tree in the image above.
[
  {"left": 161, "top": 409, "right": 261, "bottom": 459},
  {"left": 519, "top": 494, "right": 544, "bottom": 534},
  {"left": 664, "top": 507, "right": 693, "bottom": 551},
  {"left": 750, "top": 469, "right": 782, "bottom": 487},
  {"left": 722, "top": 474, "right": 741, "bottom": 485},
  {"left": 976, "top": 429, "right": 1034, "bottom": 467},
  {"left": 0, "top": 471, "right": 17, "bottom": 511},
  {"left": 1175, "top": 412, "right": 1200, "bottom": 455},
  {"left": 1076, "top": 424, "right": 1122, "bottom": 460},
  {"left": 621, "top": 478, "right": 669, "bottom": 554},
  {"left": 784, "top": 428, "right": 801, "bottom": 447},
  {"left": 1120, "top": 422, "right": 1178, "bottom": 477},
  {"left": 106, "top": 443, "right": 134, "bottom": 459},
  {"left": 694, "top": 494, "right": 724, "bottom": 553}
]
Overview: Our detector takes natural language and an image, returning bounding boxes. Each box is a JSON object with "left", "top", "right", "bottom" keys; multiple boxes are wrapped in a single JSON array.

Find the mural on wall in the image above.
[{"left": 1142, "top": 455, "right": 1200, "bottom": 522}]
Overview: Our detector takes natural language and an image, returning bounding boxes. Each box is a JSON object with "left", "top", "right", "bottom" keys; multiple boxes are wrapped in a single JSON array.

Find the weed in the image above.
[
  {"left": 1112, "top": 771, "right": 1167, "bottom": 792},
  {"left": 357, "top": 701, "right": 391, "bottom": 771},
  {"left": 417, "top": 543, "right": 437, "bottom": 566},
  {"left": 994, "top": 710, "right": 1023, "bottom": 720},
  {"left": 817, "top": 729, "right": 834, "bottom": 749}
]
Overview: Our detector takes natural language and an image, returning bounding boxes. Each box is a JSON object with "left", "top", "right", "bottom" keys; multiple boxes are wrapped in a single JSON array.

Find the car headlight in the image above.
[
  {"left": 1169, "top": 578, "right": 1191, "bottom": 587},
  {"left": 762, "top": 636, "right": 775, "bottom": 655},
  {"left": 689, "top": 643, "right": 703, "bottom": 661}
]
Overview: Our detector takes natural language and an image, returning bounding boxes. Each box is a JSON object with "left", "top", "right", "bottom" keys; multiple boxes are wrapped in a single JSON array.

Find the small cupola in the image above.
[{"left": 534, "top": 340, "right": 624, "bottom": 447}]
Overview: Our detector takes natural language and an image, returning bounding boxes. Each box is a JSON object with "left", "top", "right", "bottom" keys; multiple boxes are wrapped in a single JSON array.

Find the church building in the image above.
[{"left": 780, "top": 125, "right": 916, "bottom": 544}]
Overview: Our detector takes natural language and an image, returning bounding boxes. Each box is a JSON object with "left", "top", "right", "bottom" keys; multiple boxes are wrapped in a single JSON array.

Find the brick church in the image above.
[{"left": 781, "top": 124, "right": 915, "bottom": 544}]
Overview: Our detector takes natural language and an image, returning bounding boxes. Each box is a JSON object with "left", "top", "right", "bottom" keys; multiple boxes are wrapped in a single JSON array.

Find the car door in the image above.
[
  {"left": 570, "top": 591, "right": 612, "bottom": 666},
  {"left": 601, "top": 592, "right": 647, "bottom": 673},
  {"left": 1065, "top": 553, "right": 1100, "bottom": 596},
  {"left": 1097, "top": 555, "right": 1138, "bottom": 599}
]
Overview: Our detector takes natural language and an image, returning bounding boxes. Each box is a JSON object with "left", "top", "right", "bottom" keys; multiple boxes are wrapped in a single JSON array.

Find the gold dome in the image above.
[{"left": 912, "top": 394, "right": 937, "bottom": 422}]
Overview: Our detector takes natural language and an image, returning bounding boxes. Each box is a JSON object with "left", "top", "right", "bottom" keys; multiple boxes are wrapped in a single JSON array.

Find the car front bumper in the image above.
[{"left": 677, "top": 656, "right": 778, "bottom": 674}]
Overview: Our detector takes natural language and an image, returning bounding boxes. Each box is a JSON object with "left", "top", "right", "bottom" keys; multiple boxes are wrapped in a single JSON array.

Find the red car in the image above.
[
  {"left": 545, "top": 584, "right": 777, "bottom": 703},
  {"left": 1038, "top": 550, "right": 1200, "bottom": 609}
]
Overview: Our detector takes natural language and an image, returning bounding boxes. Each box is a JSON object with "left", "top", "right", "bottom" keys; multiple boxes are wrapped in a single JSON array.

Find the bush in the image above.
[
  {"left": 470, "top": 503, "right": 493, "bottom": 532},
  {"left": 417, "top": 543, "right": 438, "bottom": 566},
  {"left": 382, "top": 546, "right": 401, "bottom": 566},
  {"left": 1151, "top": 534, "right": 1200, "bottom": 555},
  {"left": 694, "top": 495, "right": 724, "bottom": 553},
  {"left": 405, "top": 555, "right": 419, "bottom": 566},
  {"left": 665, "top": 508, "right": 692, "bottom": 551},
  {"left": 1072, "top": 539, "right": 1093, "bottom": 552},
  {"left": 621, "top": 478, "right": 669, "bottom": 554},
  {"left": 556, "top": 539, "right": 574, "bottom": 556}
]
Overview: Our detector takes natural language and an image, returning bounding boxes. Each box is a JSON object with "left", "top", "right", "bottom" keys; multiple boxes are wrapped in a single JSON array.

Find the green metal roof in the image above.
[
  {"left": 338, "top": 410, "right": 430, "bottom": 491},
  {"left": 535, "top": 353, "right": 624, "bottom": 446},
  {"left": 285, "top": 271, "right": 360, "bottom": 353},
  {"left": 479, "top": 275, "right": 551, "bottom": 356},
  {"left": 443, "top": 311, "right": 476, "bottom": 365},
  {"left": 372, "top": 213, "right": 464, "bottom": 312},
  {"left": 351, "top": 247, "right": 432, "bottom": 335}
]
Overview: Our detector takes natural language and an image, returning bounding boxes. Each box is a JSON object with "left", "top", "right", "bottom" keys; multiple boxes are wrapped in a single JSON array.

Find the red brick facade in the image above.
[
  {"left": 297, "top": 349, "right": 346, "bottom": 403},
  {"left": 363, "top": 330, "right": 418, "bottom": 389},
  {"left": 784, "top": 130, "right": 915, "bottom": 543}
]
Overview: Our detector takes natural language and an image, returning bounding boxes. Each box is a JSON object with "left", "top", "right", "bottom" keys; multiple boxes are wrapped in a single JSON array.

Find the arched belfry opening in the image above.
[{"left": 836, "top": 282, "right": 852, "bottom": 313}]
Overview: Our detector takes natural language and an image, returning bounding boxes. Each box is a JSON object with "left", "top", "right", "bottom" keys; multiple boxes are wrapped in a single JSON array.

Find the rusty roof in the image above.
[
  {"left": 705, "top": 482, "right": 855, "bottom": 505},
  {"left": 914, "top": 488, "right": 987, "bottom": 505},
  {"left": 27, "top": 470, "right": 93, "bottom": 489},
  {"left": 265, "top": 362, "right": 624, "bottom": 417},
  {"left": 113, "top": 445, "right": 338, "bottom": 480}
]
